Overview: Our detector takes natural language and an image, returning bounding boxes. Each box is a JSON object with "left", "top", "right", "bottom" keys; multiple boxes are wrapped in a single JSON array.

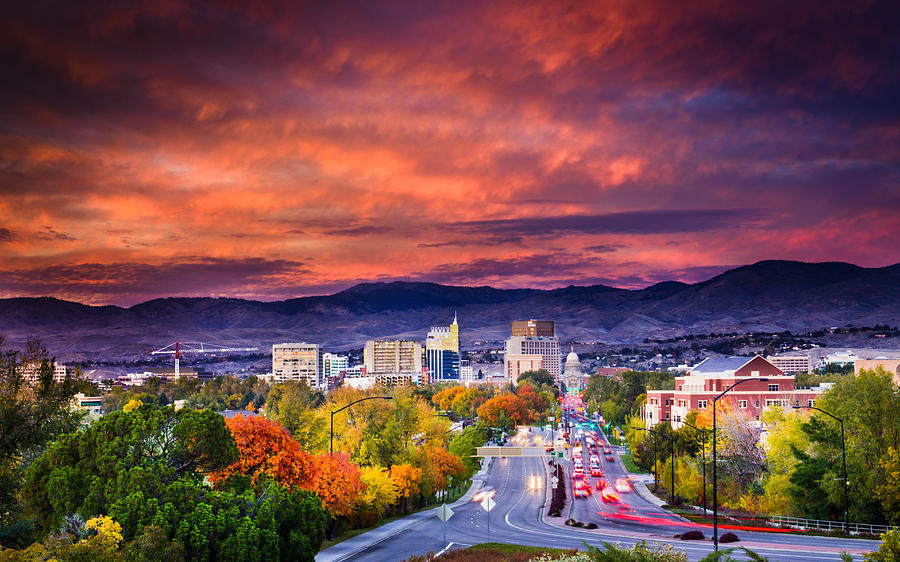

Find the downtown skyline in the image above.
[{"left": 1, "top": 1, "right": 898, "bottom": 306}]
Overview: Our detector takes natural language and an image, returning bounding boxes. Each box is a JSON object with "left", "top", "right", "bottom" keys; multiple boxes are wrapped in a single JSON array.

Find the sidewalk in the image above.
[{"left": 315, "top": 459, "right": 490, "bottom": 562}]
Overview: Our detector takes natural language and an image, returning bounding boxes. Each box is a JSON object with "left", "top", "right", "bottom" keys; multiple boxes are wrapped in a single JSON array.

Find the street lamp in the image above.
[
  {"left": 794, "top": 405, "right": 849, "bottom": 534},
  {"left": 636, "top": 427, "right": 675, "bottom": 505},
  {"left": 330, "top": 396, "right": 393, "bottom": 454},
  {"left": 680, "top": 420, "right": 709, "bottom": 516},
  {"left": 713, "top": 377, "right": 769, "bottom": 551}
]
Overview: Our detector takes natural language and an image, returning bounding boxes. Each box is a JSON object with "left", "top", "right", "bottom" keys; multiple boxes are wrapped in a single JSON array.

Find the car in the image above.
[
  {"left": 595, "top": 478, "right": 609, "bottom": 490},
  {"left": 606, "top": 454, "right": 614, "bottom": 462},
  {"left": 574, "top": 485, "right": 590, "bottom": 498},
  {"left": 590, "top": 455, "right": 600, "bottom": 464},
  {"left": 615, "top": 478, "right": 632, "bottom": 493},
  {"left": 601, "top": 488, "right": 620, "bottom": 503},
  {"left": 590, "top": 466, "right": 602, "bottom": 477},
  {"left": 573, "top": 467, "right": 585, "bottom": 478}
]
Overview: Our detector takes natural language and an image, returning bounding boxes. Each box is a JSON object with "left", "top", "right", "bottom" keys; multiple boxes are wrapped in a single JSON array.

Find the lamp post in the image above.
[
  {"left": 713, "top": 377, "right": 769, "bottom": 551},
  {"left": 330, "top": 396, "right": 393, "bottom": 454},
  {"left": 636, "top": 427, "right": 675, "bottom": 505},
  {"left": 680, "top": 420, "right": 709, "bottom": 515},
  {"left": 794, "top": 405, "right": 849, "bottom": 533}
]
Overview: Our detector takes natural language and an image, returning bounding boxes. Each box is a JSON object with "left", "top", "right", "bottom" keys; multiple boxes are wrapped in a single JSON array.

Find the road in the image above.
[{"left": 316, "top": 424, "right": 881, "bottom": 562}]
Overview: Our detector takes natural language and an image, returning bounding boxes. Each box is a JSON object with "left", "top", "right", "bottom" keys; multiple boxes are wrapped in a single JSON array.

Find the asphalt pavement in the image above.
[{"left": 315, "top": 423, "right": 882, "bottom": 562}]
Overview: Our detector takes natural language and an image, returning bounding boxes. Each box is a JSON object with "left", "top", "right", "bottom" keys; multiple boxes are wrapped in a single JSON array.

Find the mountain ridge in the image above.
[{"left": 1, "top": 260, "right": 899, "bottom": 358}]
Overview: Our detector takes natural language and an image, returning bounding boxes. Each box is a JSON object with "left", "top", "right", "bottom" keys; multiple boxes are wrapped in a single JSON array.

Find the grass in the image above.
[
  {"left": 404, "top": 542, "right": 578, "bottom": 561},
  {"left": 619, "top": 453, "right": 644, "bottom": 474}
]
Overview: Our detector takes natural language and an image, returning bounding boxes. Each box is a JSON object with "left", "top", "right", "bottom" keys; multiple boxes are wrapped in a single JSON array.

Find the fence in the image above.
[{"left": 769, "top": 514, "right": 897, "bottom": 536}]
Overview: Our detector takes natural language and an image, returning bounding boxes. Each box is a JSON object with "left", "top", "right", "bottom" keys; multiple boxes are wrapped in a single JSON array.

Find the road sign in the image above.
[
  {"left": 551, "top": 476, "right": 559, "bottom": 486},
  {"left": 480, "top": 496, "right": 496, "bottom": 512},
  {"left": 436, "top": 503, "right": 454, "bottom": 522}
]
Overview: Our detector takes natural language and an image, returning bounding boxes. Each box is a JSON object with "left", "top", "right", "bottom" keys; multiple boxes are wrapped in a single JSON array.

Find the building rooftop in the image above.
[{"left": 690, "top": 356, "right": 755, "bottom": 374}]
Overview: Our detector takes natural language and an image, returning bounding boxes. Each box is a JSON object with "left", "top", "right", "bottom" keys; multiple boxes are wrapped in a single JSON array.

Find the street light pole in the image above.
[
  {"left": 794, "top": 405, "right": 849, "bottom": 534},
  {"left": 330, "top": 395, "right": 393, "bottom": 455},
  {"left": 713, "top": 377, "right": 769, "bottom": 551},
  {"left": 681, "top": 420, "right": 708, "bottom": 515},
  {"left": 636, "top": 427, "right": 675, "bottom": 505}
]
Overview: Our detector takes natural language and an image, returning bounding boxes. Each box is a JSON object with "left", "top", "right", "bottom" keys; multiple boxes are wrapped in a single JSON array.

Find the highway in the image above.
[{"left": 317, "top": 422, "right": 881, "bottom": 561}]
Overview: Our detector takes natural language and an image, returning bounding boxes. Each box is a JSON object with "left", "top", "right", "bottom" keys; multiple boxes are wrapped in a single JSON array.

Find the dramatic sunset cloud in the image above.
[{"left": 1, "top": 1, "right": 898, "bottom": 305}]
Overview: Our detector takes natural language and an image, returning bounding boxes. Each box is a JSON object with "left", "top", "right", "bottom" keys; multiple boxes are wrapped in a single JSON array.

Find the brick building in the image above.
[{"left": 642, "top": 356, "right": 824, "bottom": 429}]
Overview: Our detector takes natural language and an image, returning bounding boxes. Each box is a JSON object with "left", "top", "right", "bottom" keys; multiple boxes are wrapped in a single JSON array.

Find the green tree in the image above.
[
  {"left": 449, "top": 427, "right": 487, "bottom": 477},
  {"left": 0, "top": 338, "right": 85, "bottom": 547}
]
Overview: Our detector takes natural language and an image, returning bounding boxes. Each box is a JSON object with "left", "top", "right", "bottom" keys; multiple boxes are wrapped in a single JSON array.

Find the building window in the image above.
[
  {"left": 768, "top": 384, "right": 779, "bottom": 391},
  {"left": 751, "top": 370, "right": 760, "bottom": 376},
  {"left": 675, "top": 415, "right": 681, "bottom": 422},
  {"left": 665, "top": 412, "right": 670, "bottom": 419},
  {"left": 755, "top": 400, "right": 760, "bottom": 408},
  {"left": 698, "top": 400, "right": 707, "bottom": 409},
  {"left": 808, "top": 400, "right": 815, "bottom": 407},
  {"left": 665, "top": 399, "right": 669, "bottom": 406},
  {"left": 738, "top": 400, "right": 747, "bottom": 408},
  {"left": 679, "top": 400, "right": 686, "bottom": 408}
]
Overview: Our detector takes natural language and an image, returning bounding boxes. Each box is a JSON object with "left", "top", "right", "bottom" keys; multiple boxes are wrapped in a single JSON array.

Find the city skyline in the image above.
[{"left": 1, "top": 2, "right": 898, "bottom": 306}]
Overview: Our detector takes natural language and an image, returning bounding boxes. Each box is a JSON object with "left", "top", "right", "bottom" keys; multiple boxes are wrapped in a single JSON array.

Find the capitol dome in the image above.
[{"left": 566, "top": 349, "right": 579, "bottom": 364}]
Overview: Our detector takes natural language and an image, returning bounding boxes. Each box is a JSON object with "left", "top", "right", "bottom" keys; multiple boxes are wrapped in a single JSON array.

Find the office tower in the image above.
[
  {"left": 504, "top": 335, "right": 561, "bottom": 379},
  {"left": 323, "top": 353, "right": 349, "bottom": 377},
  {"left": 364, "top": 339, "right": 423, "bottom": 375},
  {"left": 272, "top": 343, "right": 324, "bottom": 389},
  {"left": 511, "top": 320, "right": 555, "bottom": 337},
  {"left": 425, "top": 314, "right": 460, "bottom": 380}
]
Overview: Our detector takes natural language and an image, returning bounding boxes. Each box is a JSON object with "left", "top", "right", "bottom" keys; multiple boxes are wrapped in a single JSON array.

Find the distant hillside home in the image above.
[
  {"left": 855, "top": 358, "right": 900, "bottom": 386},
  {"left": 642, "top": 356, "right": 825, "bottom": 429}
]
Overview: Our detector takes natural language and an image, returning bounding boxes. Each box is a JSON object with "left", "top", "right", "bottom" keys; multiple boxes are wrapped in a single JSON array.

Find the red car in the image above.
[
  {"left": 601, "top": 488, "right": 620, "bottom": 503},
  {"left": 595, "top": 478, "right": 609, "bottom": 490},
  {"left": 605, "top": 454, "right": 614, "bottom": 462}
]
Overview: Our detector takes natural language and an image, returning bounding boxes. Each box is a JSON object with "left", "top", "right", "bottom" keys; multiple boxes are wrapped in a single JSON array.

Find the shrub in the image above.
[
  {"left": 585, "top": 522, "right": 598, "bottom": 529},
  {"left": 565, "top": 519, "right": 576, "bottom": 526},
  {"left": 863, "top": 529, "right": 900, "bottom": 562},
  {"left": 678, "top": 530, "right": 705, "bottom": 540},
  {"left": 719, "top": 532, "right": 739, "bottom": 543}
]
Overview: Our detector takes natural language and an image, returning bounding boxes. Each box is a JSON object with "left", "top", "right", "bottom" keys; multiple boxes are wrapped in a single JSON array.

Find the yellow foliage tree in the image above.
[
  {"left": 122, "top": 399, "right": 142, "bottom": 413},
  {"left": 390, "top": 463, "right": 423, "bottom": 513},
  {"left": 358, "top": 466, "right": 398, "bottom": 516}
]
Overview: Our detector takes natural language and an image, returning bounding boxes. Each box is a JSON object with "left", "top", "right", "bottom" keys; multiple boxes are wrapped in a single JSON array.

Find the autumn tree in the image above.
[
  {"left": 477, "top": 393, "right": 530, "bottom": 429},
  {"left": 210, "top": 414, "right": 317, "bottom": 489},
  {"left": 313, "top": 453, "right": 366, "bottom": 517},
  {"left": 358, "top": 467, "right": 398, "bottom": 521},
  {"left": 389, "top": 464, "right": 422, "bottom": 514}
]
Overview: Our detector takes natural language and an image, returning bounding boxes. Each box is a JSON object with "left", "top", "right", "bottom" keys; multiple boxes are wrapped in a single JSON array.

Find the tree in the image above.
[
  {"left": 0, "top": 338, "right": 84, "bottom": 544},
  {"left": 477, "top": 394, "right": 530, "bottom": 429},
  {"left": 449, "top": 427, "right": 487, "bottom": 477},
  {"left": 21, "top": 404, "right": 328, "bottom": 561},
  {"left": 426, "top": 446, "right": 467, "bottom": 491},
  {"left": 210, "top": 414, "right": 317, "bottom": 490},
  {"left": 312, "top": 453, "right": 365, "bottom": 517},
  {"left": 389, "top": 464, "right": 422, "bottom": 514},
  {"left": 875, "top": 448, "right": 900, "bottom": 525},
  {"left": 358, "top": 467, "right": 398, "bottom": 518}
]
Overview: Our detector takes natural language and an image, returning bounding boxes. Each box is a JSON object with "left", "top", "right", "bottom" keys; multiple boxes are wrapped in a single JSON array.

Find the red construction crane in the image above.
[{"left": 149, "top": 341, "right": 259, "bottom": 379}]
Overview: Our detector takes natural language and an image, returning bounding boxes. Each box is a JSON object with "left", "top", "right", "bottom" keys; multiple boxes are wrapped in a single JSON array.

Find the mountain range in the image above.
[{"left": 2, "top": 260, "right": 899, "bottom": 361}]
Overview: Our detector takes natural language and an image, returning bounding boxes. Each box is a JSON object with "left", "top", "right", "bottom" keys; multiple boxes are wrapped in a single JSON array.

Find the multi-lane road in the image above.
[{"left": 317, "top": 420, "right": 881, "bottom": 561}]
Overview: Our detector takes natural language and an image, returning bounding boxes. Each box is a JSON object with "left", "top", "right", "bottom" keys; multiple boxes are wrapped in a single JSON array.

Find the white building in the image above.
[
  {"left": 460, "top": 359, "right": 474, "bottom": 381},
  {"left": 821, "top": 350, "right": 858, "bottom": 368},
  {"left": 322, "top": 353, "right": 349, "bottom": 377},
  {"left": 504, "top": 336, "right": 560, "bottom": 379},
  {"left": 766, "top": 354, "right": 813, "bottom": 374},
  {"left": 22, "top": 362, "right": 69, "bottom": 385},
  {"left": 272, "top": 343, "right": 325, "bottom": 389}
]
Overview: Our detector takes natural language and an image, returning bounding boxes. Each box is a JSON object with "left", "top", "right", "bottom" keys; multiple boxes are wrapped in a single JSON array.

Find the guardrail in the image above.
[{"left": 769, "top": 514, "right": 897, "bottom": 536}]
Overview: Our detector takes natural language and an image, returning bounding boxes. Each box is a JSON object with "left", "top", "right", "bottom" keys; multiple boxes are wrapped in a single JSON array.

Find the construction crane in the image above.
[{"left": 149, "top": 341, "right": 259, "bottom": 379}]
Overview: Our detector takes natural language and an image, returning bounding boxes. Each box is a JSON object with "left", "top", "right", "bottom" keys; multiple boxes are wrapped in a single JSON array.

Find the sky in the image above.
[{"left": 1, "top": 1, "right": 898, "bottom": 306}]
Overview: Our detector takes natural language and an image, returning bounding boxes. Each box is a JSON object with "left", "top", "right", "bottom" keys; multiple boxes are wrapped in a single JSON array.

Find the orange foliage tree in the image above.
[
  {"left": 390, "top": 463, "right": 423, "bottom": 513},
  {"left": 477, "top": 393, "right": 531, "bottom": 428},
  {"left": 210, "top": 413, "right": 318, "bottom": 489},
  {"left": 432, "top": 386, "right": 465, "bottom": 412},
  {"left": 426, "top": 446, "right": 467, "bottom": 491},
  {"left": 314, "top": 452, "right": 366, "bottom": 517},
  {"left": 517, "top": 384, "right": 549, "bottom": 420}
]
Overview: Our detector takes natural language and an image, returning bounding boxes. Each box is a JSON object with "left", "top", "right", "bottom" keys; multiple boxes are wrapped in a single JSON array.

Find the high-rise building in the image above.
[
  {"left": 323, "top": 353, "right": 349, "bottom": 377},
  {"left": 272, "top": 343, "right": 324, "bottom": 389},
  {"left": 364, "top": 340, "right": 423, "bottom": 376},
  {"left": 426, "top": 314, "right": 460, "bottom": 380},
  {"left": 511, "top": 320, "right": 555, "bottom": 337},
  {"left": 504, "top": 335, "right": 561, "bottom": 379},
  {"left": 22, "top": 362, "right": 69, "bottom": 385}
]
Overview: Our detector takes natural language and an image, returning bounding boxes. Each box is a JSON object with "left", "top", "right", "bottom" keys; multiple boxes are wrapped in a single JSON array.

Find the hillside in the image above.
[{"left": 1, "top": 260, "right": 899, "bottom": 360}]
